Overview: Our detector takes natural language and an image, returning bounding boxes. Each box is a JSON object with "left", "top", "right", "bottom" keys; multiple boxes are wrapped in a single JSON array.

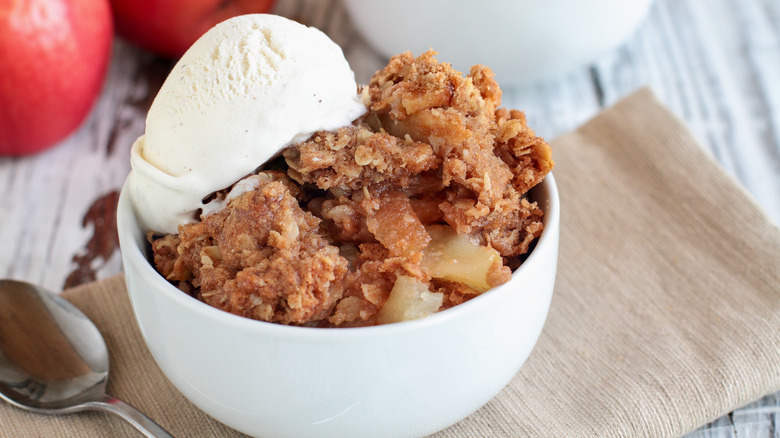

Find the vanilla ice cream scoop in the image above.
[{"left": 128, "top": 14, "right": 366, "bottom": 234}]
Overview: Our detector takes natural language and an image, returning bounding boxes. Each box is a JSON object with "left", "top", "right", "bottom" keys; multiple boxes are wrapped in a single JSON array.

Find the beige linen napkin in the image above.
[{"left": 1, "top": 88, "right": 778, "bottom": 437}]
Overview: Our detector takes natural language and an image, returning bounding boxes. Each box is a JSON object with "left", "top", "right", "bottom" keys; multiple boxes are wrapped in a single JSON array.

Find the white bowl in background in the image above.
[
  {"left": 117, "top": 173, "right": 560, "bottom": 438},
  {"left": 342, "top": 0, "right": 654, "bottom": 85}
]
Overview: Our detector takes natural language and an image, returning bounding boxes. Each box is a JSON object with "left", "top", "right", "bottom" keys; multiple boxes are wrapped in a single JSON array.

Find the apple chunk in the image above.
[
  {"left": 377, "top": 276, "right": 443, "bottom": 325},
  {"left": 422, "top": 225, "right": 505, "bottom": 293},
  {"left": 365, "top": 190, "right": 430, "bottom": 258}
]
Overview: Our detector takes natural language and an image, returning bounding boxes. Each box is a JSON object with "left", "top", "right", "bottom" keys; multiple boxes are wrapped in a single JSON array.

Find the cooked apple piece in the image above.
[
  {"left": 365, "top": 190, "right": 431, "bottom": 257},
  {"left": 422, "top": 225, "right": 506, "bottom": 293},
  {"left": 377, "top": 275, "right": 443, "bottom": 324}
]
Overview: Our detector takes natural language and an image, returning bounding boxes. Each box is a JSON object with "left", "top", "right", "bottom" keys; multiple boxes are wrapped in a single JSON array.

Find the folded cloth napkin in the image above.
[{"left": 1, "top": 88, "right": 778, "bottom": 437}]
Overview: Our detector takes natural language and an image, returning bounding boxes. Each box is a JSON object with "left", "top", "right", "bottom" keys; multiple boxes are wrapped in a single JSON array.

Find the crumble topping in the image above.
[{"left": 150, "top": 51, "right": 553, "bottom": 327}]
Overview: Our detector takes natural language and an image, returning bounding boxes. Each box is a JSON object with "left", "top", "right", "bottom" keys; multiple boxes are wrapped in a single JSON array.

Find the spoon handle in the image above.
[{"left": 85, "top": 394, "right": 174, "bottom": 438}]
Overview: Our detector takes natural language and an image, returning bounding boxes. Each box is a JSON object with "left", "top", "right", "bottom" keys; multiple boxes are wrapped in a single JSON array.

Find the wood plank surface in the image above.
[{"left": 0, "top": 0, "right": 777, "bottom": 435}]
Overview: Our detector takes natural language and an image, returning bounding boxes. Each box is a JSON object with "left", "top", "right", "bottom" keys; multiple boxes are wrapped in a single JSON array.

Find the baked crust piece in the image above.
[{"left": 152, "top": 172, "right": 348, "bottom": 326}]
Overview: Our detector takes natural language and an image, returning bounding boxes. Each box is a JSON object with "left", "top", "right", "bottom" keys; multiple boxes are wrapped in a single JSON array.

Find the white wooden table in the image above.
[{"left": 1, "top": 0, "right": 777, "bottom": 435}]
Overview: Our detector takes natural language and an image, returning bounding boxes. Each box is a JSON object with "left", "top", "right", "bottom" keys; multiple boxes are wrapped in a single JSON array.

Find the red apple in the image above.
[
  {"left": 110, "top": 0, "right": 276, "bottom": 58},
  {"left": 0, "top": 0, "right": 113, "bottom": 156}
]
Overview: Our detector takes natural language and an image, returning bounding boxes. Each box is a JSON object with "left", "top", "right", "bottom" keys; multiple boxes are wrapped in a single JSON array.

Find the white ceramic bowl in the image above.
[
  {"left": 342, "top": 0, "right": 654, "bottom": 85},
  {"left": 117, "top": 173, "right": 560, "bottom": 438}
]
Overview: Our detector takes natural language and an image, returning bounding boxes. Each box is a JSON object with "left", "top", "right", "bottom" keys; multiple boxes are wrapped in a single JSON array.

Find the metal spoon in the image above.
[{"left": 0, "top": 279, "right": 173, "bottom": 437}]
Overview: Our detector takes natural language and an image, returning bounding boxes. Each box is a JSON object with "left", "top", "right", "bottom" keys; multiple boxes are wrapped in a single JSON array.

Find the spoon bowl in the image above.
[{"left": 0, "top": 279, "right": 172, "bottom": 437}]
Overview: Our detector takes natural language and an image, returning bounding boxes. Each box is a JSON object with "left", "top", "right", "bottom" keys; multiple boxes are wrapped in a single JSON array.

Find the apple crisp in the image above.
[{"left": 150, "top": 51, "right": 553, "bottom": 327}]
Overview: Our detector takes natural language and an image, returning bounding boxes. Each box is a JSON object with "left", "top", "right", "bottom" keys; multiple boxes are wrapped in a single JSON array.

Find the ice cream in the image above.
[{"left": 128, "top": 14, "right": 367, "bottom": 234}]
